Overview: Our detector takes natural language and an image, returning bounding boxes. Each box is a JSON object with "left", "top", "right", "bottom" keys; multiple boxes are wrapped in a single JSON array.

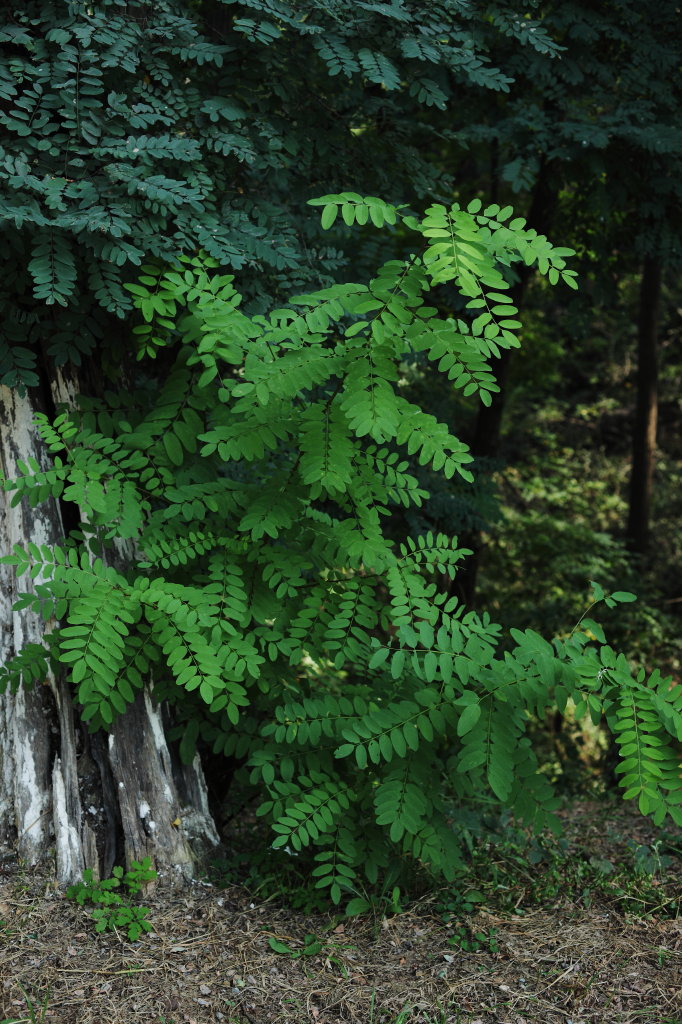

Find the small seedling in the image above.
[
  {"left": 66, "top": 857, "right": 156, "bottom": 941},
  {"left": 346, "top": 884, "right": 406, "bottom": 918},
  {"left": 439, "top": 888, "right": 499, "bottom": 953},
  {"left": 447, "top": 924, "right": 499, "bottom": 954},
  {"left": 267, "top": 932, "right": 323, "bottom": 958}
]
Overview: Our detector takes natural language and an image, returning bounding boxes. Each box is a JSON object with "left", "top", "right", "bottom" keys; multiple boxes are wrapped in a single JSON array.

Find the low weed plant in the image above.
[
  {"left": 66, "top": 857, "right": 157, "bottom": 942},
  {"left": 434, "top": 817, "right": 682, "bottom": 920}
]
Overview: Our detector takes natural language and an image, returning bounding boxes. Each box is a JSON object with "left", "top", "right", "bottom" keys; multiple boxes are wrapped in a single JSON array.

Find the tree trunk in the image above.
[
  {"left": 626, "top": 257, "right": 661, "bottom": 554},
  {"left": 470, "top": 165, "right": 557, "bottom": 461},
  {"left": 457, "top": 164, "right": 558, "bottom": 605},
  {"left": 0, "top": 379, "right": 221, "bottom": 887}
]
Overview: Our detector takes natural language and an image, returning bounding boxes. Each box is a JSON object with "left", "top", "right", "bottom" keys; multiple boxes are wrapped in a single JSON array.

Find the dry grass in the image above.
[{"left": 0, "top": 803, "right": 680, "bottom": 1024}]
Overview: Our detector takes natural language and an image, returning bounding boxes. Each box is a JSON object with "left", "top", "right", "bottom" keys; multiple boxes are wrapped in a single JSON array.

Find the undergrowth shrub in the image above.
[
  {"left": 2, "top": 197, "right": 682, "bottom": 906},
  {"left": 66, "top": 858, "right": 157, "bottom": 942}
]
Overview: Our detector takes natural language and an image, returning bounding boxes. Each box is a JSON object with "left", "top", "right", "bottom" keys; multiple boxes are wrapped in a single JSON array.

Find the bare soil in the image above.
[{"left": 0, "top": 801, "right": 680, "bottom": 1024}]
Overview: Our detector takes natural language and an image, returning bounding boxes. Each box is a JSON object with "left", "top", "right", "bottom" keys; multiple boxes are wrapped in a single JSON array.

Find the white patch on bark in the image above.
[
  {"left": 179, "top": 754, "right": 221, "bottom": 847},
  {"left": 51, "top": 368, "right": 78, "bottom": 407},
  {"left": 52, "top": 756, "right": 84, "bottom": 883},
  {"left": 0, "top": 385, "right": 58, "bottom": 861},
  {"left": 144, "top": 690, "right": 173, "bottom": 804},
  {"left": 179, "top": 804, "right": 221, "bottom": 846},
  {"left": 190, "top": 754, "right": 214, "bottom": 821},
  {"left": 138, "top": 800, "right": 157, "bottom": 833},
  {"left": 5, "top": 687, "right": 50, "bottom": 857}
]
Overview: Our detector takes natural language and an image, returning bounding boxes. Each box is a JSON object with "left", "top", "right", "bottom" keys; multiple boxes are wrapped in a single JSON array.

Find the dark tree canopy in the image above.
[{"left": 0, "top": 0, "right": 561, "bottom": 384}]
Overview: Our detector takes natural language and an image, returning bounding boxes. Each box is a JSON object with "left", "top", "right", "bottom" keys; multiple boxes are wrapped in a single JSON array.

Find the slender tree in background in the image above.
[
  {"left": 444, "top": 0, "right": 682, "bottom": 597},
  {"left": 627, "top": 256, "right": 662, "bottom": 554}
]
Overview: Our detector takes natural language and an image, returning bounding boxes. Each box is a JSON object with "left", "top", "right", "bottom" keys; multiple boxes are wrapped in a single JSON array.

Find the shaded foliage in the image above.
[{"left": 4, "top": 202, "right": 682, "bottom": 905}]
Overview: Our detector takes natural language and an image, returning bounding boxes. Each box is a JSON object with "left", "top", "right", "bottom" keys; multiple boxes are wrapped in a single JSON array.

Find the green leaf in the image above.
[
  {"left": 345, "top": 897, "right": 371, "bottom": 916},
  {"left": 342, "top": 204, "right": 355, "bottom": 226},
  {"left": 457, "top": 703, "right": 481, "bottom": 737},
  {"left": 163, "top": 433, "right": 184, "bottom": 466},
  {"left": 368, "top": 646, "right": 390, "bottom": 669},
  {"left": 321, "top": 204, "right": 338, "bottom": 229},
  {"left": 268, "top": 938, "right": 293, "bottom": 954}
]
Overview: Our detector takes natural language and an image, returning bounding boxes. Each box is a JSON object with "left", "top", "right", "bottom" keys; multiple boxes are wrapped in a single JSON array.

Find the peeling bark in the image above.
[
  {"left": 626, "top": 257, "right": 661, "bottom": 554},
  {"left": 1, "top": 380, "right": 222, "bottom": 886},
  {"left": 106, "top": 690, "right": 215, "bottom": 886},
  {"left": 0, "top": 384, "right": 65, "bottom": 865}
]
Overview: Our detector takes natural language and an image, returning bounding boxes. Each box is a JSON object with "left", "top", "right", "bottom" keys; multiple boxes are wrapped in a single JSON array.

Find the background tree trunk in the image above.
[
  {"left": 626, "top": 257, "right": 662, "bottom": 554},
  {"left": 0, "top": 380, "right": 221, "bottom": 887},
  {"left": 457, "top": 165, "right": 558, "bottom": 605}
]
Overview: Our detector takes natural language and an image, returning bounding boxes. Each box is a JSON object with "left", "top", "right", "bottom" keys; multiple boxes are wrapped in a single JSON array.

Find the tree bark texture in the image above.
[
  {"left": 626, "top": 257, "right": 662, "bottom": 554},
  {"left": 0, "top": 379, "right": 221, "bottom": 886}
]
